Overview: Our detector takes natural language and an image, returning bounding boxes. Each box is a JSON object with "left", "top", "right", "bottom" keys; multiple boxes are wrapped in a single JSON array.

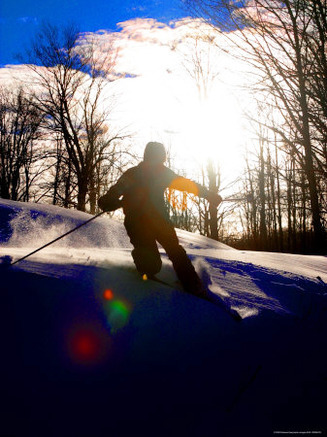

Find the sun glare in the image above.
[
  {"left": 83, "top": 18, "right": 249, "bottom": 185},
  {"left": 172, "top": 91, "right": 245, "bottom": 181}
]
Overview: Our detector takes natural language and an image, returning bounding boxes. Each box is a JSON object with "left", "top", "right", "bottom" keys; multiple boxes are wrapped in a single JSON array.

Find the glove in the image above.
[
  {"left": 98, "top": 193, "right": 122, "bottom": 212},
  {"left": 206, "top": 192, "right": 222, "bottom": 207}
]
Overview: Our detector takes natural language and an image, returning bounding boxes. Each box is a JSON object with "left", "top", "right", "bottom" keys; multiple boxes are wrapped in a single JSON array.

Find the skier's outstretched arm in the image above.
[{"left": 169, "top": 176, "right": 222, "bottom": 206}]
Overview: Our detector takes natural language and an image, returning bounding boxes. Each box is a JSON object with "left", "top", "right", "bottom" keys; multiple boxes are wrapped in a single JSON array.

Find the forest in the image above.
[{"left": 1, "top": 0, "right": 326, "bottom": 254}]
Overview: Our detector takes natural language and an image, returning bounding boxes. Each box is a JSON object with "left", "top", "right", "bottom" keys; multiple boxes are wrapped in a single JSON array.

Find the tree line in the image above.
[
  {"left": 0, "top": 24, "right": 131, "bottom": 212},
  {"left": 183, "top": 0, "right": 327, "bottom": 254}
]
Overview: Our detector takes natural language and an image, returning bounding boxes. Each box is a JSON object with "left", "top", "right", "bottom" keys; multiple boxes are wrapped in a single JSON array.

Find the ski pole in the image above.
[{"left": 7, "top": 210, "right": 106, "bottom": 267}]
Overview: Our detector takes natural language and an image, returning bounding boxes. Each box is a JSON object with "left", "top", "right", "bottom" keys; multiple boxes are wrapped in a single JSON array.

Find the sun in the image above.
[{"left": 169, "top": 90, "right": 246, "bottom": 183}]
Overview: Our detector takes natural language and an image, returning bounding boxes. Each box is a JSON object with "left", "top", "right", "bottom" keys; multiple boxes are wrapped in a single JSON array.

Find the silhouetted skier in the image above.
[{"left": 98, "top": 142, "right": 222, "bottom": 297}]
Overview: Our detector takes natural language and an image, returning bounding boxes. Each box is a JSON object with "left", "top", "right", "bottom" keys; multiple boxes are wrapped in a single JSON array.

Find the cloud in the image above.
[
  {"left": 17, "top": 16, "right": 38, "bottom": 24},
  {"left": 0, "top": 18, "right": 252, "bottom": 182},
  {"left": 130, "top": 5, "right": 146, "bottom": 12},
  {"left": 76, "top": 18, "right": 250, "bottom": 175}
]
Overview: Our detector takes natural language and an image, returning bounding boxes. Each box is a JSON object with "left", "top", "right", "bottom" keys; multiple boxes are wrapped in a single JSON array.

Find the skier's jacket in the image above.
[{"left": 99, "top": 162, "right": 210, "bottom": 220}]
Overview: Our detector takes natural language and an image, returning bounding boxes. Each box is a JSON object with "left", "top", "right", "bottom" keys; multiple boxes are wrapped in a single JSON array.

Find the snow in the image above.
[{"left": 0, "top": 198, "right": 326, "bottom": 436}]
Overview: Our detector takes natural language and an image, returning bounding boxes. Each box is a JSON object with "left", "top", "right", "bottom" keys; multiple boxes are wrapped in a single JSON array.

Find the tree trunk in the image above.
[
  {"left": 207, "top": 160, "right": 219, "bottom": 240},
  {"left": 275, "top": 140, "right": 284, "bottom": 251},
  {"left": 89, "top": 171, "right": 96, "bottom": 215},
  {"left": 258, "top": 142, "right": 267, "bottom": 249},
  {"left": 77, "top": 174, "right": 88, "bottom": 212}
]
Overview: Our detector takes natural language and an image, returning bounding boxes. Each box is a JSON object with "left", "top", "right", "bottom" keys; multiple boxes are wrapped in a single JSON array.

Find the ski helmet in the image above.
[{"left": 143, "top": 142, "right": 166, "bottom": 164}]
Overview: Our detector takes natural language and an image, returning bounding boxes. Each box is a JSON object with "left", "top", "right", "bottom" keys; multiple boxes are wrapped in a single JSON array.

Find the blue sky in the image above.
[{"left": 0, "top": 0, "right": 188, "bottom": 66}]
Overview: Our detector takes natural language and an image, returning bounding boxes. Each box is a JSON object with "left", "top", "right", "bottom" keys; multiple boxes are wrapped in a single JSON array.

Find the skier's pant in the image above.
[{"left": 124, "top": 215, "right": 203, "bottom": 296}]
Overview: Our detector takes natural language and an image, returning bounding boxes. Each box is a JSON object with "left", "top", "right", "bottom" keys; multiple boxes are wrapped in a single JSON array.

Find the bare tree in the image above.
[
  {"left": 186, "top": 0, "right": 327, "bottom": 252},
  {"left": 23, "top": 23, "right": 126, "bottom": 212},
  {"left": 0, "top": 86, "right": 44, "bottom": 201}
]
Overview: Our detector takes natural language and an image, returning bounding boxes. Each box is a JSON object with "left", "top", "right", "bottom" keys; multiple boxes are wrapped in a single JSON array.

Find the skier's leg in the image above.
[
  {"left": 131, "top": 247, "right": 162, "bottom": 277},
  {"left": 124, "top": 216, "right": 162, "bottom": 277},
  {"left": 155, "top": 221, "right": 205, "bottom": 297}
]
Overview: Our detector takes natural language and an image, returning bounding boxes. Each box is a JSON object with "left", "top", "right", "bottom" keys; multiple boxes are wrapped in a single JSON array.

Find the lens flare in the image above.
[
  {"left": 105, "top": 299, "right": 131, "bottom": 334},
  {"left": 73, "top": 332, "right": 99, "bottom": 358},
  {"left": 68, "top": 330, "right": 100, "bottom": 363},
  {"left": 103, "top": 289, "right": 114, "bottom": 300},
  {"left": 101, "top": 286, "right": 132, "bottom": 334},
  {"left": 66, "top": 325, "right": 111, "bottom": 366}
]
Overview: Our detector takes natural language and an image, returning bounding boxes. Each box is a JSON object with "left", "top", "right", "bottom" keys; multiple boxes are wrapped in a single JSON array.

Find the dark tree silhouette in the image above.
[
  {"left": 24, "top": 23, "right": 126, "bottom": 212},
  {"left": 0, "top": 87, "right": 43, "bottom": 201}
]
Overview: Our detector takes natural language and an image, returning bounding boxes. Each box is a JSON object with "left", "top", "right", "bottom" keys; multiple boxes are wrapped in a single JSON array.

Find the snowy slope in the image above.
[{"left": 0, "top": 199, "right": 326, "bottom": 437}]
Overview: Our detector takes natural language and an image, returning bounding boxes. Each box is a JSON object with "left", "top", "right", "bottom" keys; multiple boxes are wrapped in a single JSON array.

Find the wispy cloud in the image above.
[
  {"left": 17, "top": 16, "right": 38, "bottom": 24},
  {"left": 129, "top": 5, "right": 147, "bottom": 12}
]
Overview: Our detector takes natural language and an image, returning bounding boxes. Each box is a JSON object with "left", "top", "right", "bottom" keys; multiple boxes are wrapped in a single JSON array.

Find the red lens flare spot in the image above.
[
  {"left": 75, "top": 334, "right": 96, "bottom": 357},
  {"left": 103, "top": 289, "right": 114, "bottom": 300},
  {"left": 64, "top": 321, "right": 113, "bottom": 368},
  {"left": 69, "top": 330, "right": 102, "bottom": 364}
]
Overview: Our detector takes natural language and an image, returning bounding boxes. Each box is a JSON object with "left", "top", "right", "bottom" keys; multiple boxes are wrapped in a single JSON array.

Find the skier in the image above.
[{"left": 98, "top": 142, "right": 222, "bottom": 297}]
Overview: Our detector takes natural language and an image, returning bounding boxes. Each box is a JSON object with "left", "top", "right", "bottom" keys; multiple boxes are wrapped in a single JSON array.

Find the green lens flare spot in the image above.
[{"left": 107, "top": 300, "right": 131, "bottom": 333}]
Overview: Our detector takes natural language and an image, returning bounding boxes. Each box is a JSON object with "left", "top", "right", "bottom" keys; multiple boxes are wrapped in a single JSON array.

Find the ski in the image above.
[
  {"left": 145, "top": 274, "right": 178, "bottom": 289},
  {"left": 206, "top": 291, "right": 242, "bottom": 322},
  {"left": 145, "top": 273, "right": 242, "bottom": 322},
  {"left": 197, "top": 265, "right": 242, "bottom": 322}
]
